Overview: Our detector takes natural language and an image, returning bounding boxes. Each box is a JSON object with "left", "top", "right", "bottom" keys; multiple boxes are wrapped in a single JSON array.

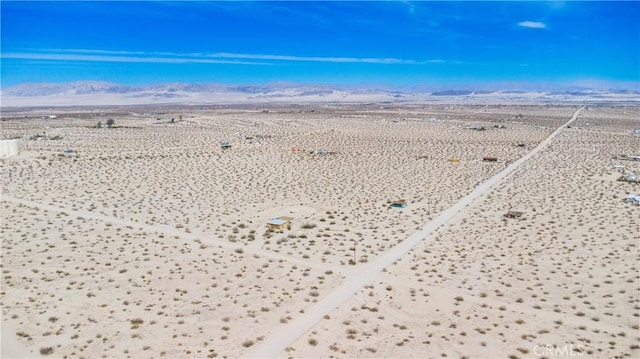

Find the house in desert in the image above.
[
  {"left": 391, "top": 200, "right": 408, "bottom": 208},
  {"left": 266, "top": 216, "right": 293, "bottom": 232},
  {"left": 625, "top": 195, "right": 640, "bottom": 205},
  {"left": 220, "top": 141, "right": 231, "bottom": 150},
  {"left": 620, "top": 174, "right": 640, "bottom": 183},
  {"left": 63, "top": 149, "right": 77, "bottom": 157},
  {"left": 504, "top": 210, "right": 524, "bottom": 219},
  {"left": 0, "top": 139, "right": 20, "bottom": 158}
]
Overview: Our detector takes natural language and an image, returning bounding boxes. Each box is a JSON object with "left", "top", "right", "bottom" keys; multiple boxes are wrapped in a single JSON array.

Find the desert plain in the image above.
[{"left": 1, "top": 102, "right": 639, "bottom": 359}]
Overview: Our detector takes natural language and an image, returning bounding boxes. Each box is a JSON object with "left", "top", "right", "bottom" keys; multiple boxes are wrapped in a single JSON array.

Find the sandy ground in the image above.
[
  {"left": 284, "top": 106, "right": 640, "bottom": 359},
  {"left": 1, "top": 103, "right": 638, "bottom": 358},
  {"left": 248, "top": 108, "right": 586, "bottom": 357}
]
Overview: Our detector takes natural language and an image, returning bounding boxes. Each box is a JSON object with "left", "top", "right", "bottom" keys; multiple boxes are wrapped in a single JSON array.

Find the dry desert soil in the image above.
[{"left": 1, "top": 103, "right": 639, "bottom": 359}]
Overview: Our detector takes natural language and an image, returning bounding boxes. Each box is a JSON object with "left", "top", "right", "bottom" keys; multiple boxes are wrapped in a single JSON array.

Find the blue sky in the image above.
[{"left": 1, "top": 1, "right": 639, "bottom": 90}]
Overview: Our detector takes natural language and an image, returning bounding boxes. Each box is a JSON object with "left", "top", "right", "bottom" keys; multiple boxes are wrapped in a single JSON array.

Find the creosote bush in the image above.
[{"left": 40, "top": 347, "right": 54, "bottom": 355}]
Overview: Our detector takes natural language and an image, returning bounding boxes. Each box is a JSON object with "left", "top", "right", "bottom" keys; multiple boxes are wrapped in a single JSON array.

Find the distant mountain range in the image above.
[
  {"left": 1, "top": 81, "right": 378, "bottom": 97},
  {"left": 1, "top": 81, "right": 638, "bottom": 107}
]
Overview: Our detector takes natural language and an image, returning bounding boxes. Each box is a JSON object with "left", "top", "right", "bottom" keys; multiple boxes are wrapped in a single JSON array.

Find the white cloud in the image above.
[
  {"left": 209, "top": 52, "right": 416, "bottom": 64},
  {"left": 2, "top": 52, "right": 269, "bottom": 65},
  {"left": 518, "top": 21, "right": 547, "bottom": 29},
  {"left": 5, "top": 49, "right": 455, "bottom": 66}
]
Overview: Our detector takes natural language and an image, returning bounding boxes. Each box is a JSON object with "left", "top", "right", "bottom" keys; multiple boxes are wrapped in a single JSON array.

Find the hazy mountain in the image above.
[
  {"left": 2, "top": 81, "right": 638, "bottom": 107},
  {"left": 1, "top": 81, "right": 335, "bottom": 96},
  {"left": 4, "top": 80, "right": 639, "bottom": 97},
  {"left": 431, "top": 90, "right": 474, "bottom": 96},
  {"left": 1, "top": 81, "right": 120, "bottom": 96}
]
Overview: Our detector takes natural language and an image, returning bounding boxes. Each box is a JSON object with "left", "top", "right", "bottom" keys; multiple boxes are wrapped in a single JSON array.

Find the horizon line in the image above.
[{"left": 2, "top": 79, "right": 639, "bottom": 92}]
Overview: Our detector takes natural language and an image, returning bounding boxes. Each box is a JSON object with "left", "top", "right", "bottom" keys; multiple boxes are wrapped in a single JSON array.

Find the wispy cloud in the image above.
[
  {"left": 4, "top": 49, "right": 454, "bottom": 66},
  {"left": 402, "top": 0, "right": 417, "bottom": 16},
  {"left": 209, "top": 52, "right": 417, "bottom": 64},
  {"left": 2, "top": 52, "right": 268, "bottom": 65},
  {"left": 518, "top": 21, "right": 546, "bottom": 29}
]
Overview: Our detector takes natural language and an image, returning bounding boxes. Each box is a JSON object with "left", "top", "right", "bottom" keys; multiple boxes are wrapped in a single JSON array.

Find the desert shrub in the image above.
[
  {"left": 130, "top": 318, "right": 144, "bottom": 329},
  {"left": 40, "top": 347, "right": 54, "bottom": 355}
]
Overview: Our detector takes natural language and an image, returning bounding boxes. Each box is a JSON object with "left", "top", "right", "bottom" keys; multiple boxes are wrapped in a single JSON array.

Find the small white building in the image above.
[
  {"left": 0, "top": 139, "right": 20, "bottom": 158},
  {"left": 63, "top": 149, "right": 77, "bottom": 157},
  {"left": 625, "top": 195, "right": 640, "bottom": 205}
]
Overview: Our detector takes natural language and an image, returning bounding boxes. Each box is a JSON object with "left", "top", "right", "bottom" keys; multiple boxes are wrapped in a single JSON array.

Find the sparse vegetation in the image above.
[
  {"left": 40, "top": 347, "right": 54, "bottom": 355},
  {"left": 0, "top": 105, "right": 633, "bottom": 359}
]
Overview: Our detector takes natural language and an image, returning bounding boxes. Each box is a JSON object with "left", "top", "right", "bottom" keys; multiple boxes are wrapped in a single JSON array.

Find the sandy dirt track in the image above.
[{"left": 247, "top": 108, "right": 584, "bottom": 357}]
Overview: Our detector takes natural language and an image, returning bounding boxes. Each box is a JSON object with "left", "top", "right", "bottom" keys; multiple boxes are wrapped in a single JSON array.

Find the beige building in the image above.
[{"left": 266, "top": 216, "right": 293, "bottom": 232}]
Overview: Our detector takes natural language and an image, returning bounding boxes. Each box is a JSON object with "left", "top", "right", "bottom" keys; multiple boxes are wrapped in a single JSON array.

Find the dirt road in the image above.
[{"left": 247, "top": 106, "right": 584, "bottom": 357}]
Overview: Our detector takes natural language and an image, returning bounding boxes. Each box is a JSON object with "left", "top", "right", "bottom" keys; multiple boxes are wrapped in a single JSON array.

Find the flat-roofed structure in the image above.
[
  {"left": 266, "top": 216, "right": 293, "bottom": 231},
  {"left": 0, "top": 139, "right": 20, "bottom": 158}
]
